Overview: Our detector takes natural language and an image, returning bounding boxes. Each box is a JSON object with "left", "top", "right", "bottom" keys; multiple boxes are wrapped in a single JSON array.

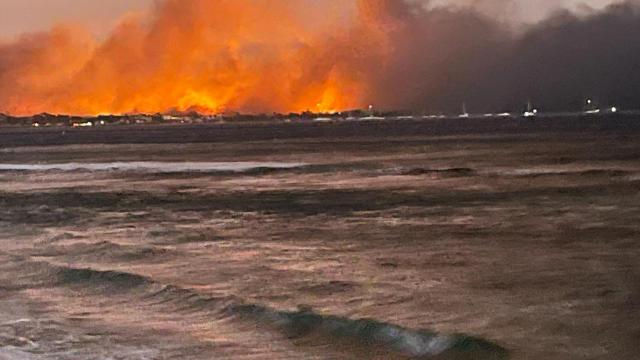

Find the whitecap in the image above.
[{"left": 0, "top": 161, "right": 306, "bottom": 173}]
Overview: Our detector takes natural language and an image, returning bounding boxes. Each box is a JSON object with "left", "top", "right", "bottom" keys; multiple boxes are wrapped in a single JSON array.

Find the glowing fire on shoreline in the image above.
[{"left": 0, "top": 0, "right": 394, "bottom": 116}]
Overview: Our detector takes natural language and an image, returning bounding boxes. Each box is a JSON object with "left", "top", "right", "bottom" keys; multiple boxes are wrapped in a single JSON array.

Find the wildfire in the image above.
[{"left": 0, "top": 0, "right": 393, "bottom": 116}]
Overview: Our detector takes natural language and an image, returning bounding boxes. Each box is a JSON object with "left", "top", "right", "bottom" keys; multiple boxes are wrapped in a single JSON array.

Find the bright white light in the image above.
[
  {"left": 611, "top": 107, "right": 618, "bottom": 113},
  {"left": 587, "top": 99, "right": 592, "bottom": 104},
  {"left": 533, "top": 109, "right": 538, "bottom": 114},
  {"left": 72, "top": 121, "right": 93, "bottom": 128}
]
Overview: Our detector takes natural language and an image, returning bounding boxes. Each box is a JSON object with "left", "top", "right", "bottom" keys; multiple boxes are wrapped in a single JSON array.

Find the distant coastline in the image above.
[{"left": 1, "top": 113, "right": 639, "bottom": 148}]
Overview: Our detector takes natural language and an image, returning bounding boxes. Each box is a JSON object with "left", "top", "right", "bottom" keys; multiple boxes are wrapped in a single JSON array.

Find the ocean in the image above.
[{"left": 0, "top": 124, "right": 638, "bottom": 359}]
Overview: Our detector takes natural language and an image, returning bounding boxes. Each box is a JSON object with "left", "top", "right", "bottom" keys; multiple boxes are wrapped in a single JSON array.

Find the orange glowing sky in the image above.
[
  {"left": 0, "top": 0, "right": 373, "bottom": 116},
  {"left": 0, "top": 0, "right": 624, "bottom": 116}
]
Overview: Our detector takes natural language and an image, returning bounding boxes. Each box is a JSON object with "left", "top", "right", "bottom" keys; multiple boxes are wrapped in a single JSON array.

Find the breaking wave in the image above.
[
  {"left": 12, "top": 259, "right": 508, "bottom": 359},
  {"left": 235, "top": 305, "right": 507, "bottom": 359},
  {"left": 0, "top": 161, "right": 306, "bottom": 173}
]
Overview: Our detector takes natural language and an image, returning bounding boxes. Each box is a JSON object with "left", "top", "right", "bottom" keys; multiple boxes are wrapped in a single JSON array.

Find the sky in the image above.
[
  {"left": 0, "top": 0, "right": 152, "bottom": 39},
  {"left": 426, "top": 0, "right": 619, "bottom": 23},
  {"left": 0, "top": 0, "right": 638, "bottom": 115},
  {"left": 0, "top": 0, "right": 620, "bottom": 39}
]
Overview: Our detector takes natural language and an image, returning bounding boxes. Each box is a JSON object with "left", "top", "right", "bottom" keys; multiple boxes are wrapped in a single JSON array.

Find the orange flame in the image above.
[{"left": 0, "top": 0, "right": 393, "bottom": 116}]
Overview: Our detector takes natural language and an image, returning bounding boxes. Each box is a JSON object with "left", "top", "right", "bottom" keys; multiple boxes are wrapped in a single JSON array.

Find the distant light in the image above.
[
  {"left": 587, "top": 99, "right": 592, "bottom": 104},
  {"left": 32, "top": 122, "right": 40, "bottom": 127},
  {"left": 368, "top": 105, "right": 373, "bottom": 110},
  {"left": 72, "top": 121, "right": 93, "bottom": 128},
  {"left": 533, "top": 109, "right": 538, "bottom": 114},
  {"left": 611, "top": 107, "right": 618, "bottom": 113},
  {"left": 99, "top": 120, "right": 105, "bottom": 125}
]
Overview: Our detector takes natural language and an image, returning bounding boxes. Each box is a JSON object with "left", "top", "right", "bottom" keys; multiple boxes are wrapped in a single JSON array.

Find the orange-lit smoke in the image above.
[
  {"left": 0, "top": 0, "right": 392, "bottom": 116},
  {"left": 4, "top": 1, "right": 640, "bottom": 115}
]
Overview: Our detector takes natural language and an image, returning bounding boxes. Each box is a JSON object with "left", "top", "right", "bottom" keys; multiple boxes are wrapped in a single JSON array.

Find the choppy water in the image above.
[
  {"left": 1, "top": 133, "right": 639, "bottom": 359},
  {"left": 0, "top": 162, "right": 306, "bottom": 173}
]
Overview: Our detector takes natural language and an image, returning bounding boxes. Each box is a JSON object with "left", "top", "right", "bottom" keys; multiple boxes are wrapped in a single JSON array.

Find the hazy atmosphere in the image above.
[
  {"left": 1, "top": 2, "right": 639, "bottom": 360},
  {"left": 0, "top": 0, "right": 622, "bottom": 37},
  {"left": 0, "top": 0, "right": 637, "bottom": 115}
]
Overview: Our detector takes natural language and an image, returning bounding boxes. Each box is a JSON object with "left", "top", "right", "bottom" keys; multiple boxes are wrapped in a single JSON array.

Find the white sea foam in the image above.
[{"left": 0, "top": 162, "right": 306, "bottom": 173}]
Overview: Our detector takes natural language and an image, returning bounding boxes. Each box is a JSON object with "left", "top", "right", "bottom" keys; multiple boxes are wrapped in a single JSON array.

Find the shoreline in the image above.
[{"left": 1, "top": 115, "right": 639, "bottom": 148}]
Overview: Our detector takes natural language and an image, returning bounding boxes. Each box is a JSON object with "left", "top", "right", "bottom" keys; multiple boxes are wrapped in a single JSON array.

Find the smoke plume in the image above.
[{"left": 0, "top": 0, "right": 638, "bottom": 115}]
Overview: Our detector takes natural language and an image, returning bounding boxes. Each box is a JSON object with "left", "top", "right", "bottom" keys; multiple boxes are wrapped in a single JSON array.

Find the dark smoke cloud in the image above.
[
  {"left": 370, "top": 0, "right": 640, "bottom": 113},
  {"left": 0, "top": 0, "right": 638, "bottom": 115}
]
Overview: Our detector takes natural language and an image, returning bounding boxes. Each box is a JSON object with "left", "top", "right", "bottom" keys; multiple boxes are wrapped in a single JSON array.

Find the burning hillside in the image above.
[
  {"left": 1, "top": 0, "right": 640, "bottom": 116},
  {"left": 0, "top": 0, "right": 392, "bottom": 116}
]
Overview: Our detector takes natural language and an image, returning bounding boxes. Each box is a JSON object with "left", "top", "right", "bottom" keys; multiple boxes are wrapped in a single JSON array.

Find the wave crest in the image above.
[
  {"left": 0, "top": 161, "right": 306, "bottom": 173},
  {"left": 18, "top": 260, "right": 507, "bottom": 359}
]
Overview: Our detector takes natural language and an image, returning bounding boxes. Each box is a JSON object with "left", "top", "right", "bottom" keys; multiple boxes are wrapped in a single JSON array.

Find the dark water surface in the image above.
[{"left": 1, "top": 128, "right": 639, "bottom": 359}]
